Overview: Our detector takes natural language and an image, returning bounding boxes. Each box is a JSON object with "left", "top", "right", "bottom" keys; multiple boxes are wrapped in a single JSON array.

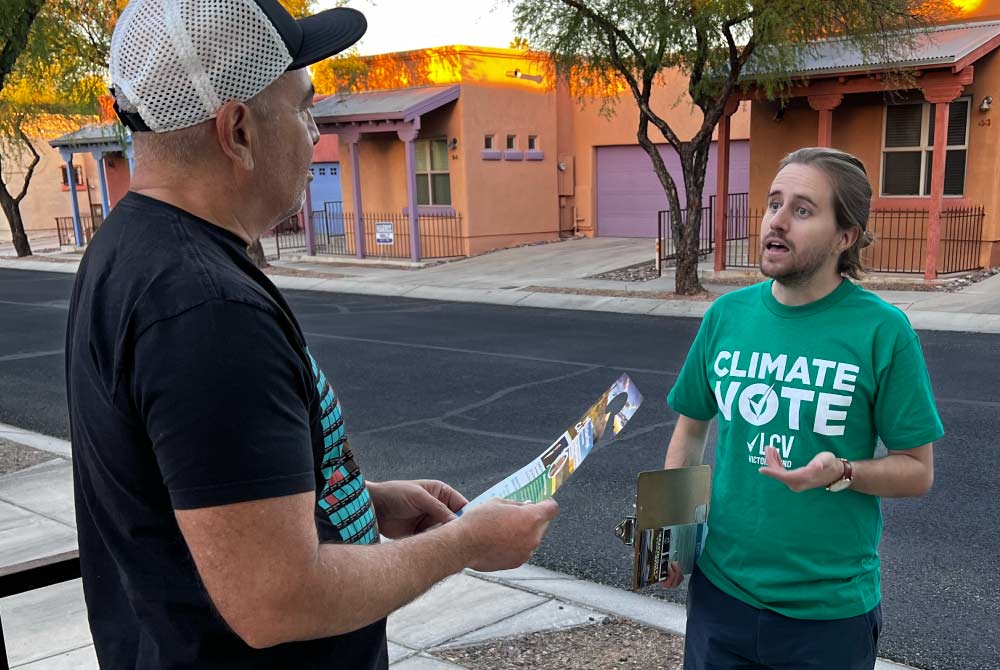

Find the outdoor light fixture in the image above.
[
  {"left": 506, "top": 68, "right": 544, "bottom": 84},
  {"left": 980, "top": 96, "right": 992, "bottom": 112},
  {"left": 773, "top": 106, "right": 786, "bottom": 122},
  {"left": 448, "top": 138, "right": 458, "bottom": 150}
]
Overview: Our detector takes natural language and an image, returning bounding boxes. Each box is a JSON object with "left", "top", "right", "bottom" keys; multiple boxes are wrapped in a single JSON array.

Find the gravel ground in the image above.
[
  {"left": 434, "top": 619, "right": 685, "bottom": 670},
  {"left": 591, "top": 261, "right": 1000, "bottom": 292},
  {"left": 589, "top": 261, "right": 661, "bottom": 282},
  {"left": 522, "top": 285, "right": 714, "bottom": 301},
  {"left": 0, "top": 439, "right": 57, "bottom": 476}
]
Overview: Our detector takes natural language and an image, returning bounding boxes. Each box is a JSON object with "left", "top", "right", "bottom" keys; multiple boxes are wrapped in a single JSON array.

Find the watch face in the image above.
[{"left": 828, "top": 478, "right": 852, "bottom": 492}]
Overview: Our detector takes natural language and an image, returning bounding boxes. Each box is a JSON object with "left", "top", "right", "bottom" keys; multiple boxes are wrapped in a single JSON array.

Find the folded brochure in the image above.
[{"left": 460, "top": 373, "right": 642, "bottom": 513}]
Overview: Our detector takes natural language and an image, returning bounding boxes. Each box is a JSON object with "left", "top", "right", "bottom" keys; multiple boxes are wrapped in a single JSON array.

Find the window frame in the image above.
[
  {"left": 415, "top": 138, "right": 452, "bottom": 207},
  {"left": 880, "top": 97, "right": 970, "bottom": 198},
  {"left": 60, "top": 164, "right": 83, "bottom": 187}
]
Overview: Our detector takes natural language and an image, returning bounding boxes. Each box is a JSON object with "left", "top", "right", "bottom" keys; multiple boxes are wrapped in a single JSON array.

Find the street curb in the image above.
[
  {"left": 0, "top": 422, "right": 71, "bottom": 458},
  {"left": 2, "top": 258, "right": 997, "bottom": 335},
  {"left": 471, "top": 566, "right": 920, "bottom": 670}
]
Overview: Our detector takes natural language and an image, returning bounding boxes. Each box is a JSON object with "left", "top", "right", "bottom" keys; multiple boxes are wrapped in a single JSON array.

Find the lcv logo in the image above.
[
  {"left": 746, "top": 432, "right": 795, "bottom": 467},
  {"left": 712, "top": 350, "right": 860, "bottom": 437}
]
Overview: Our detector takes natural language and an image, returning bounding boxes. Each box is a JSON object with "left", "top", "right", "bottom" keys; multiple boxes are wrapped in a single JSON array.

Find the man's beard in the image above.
[{"left": 759, "top": 243, "right": 832, "bottom": 287}]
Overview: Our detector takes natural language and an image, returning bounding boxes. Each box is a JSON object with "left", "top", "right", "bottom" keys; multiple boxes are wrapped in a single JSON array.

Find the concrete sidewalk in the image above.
[
  {"left": 2, "top": 237, "right": 998, "bottom": 333},
  {"left": 0, "top": 424, "right": 914, "bottom": 670}
]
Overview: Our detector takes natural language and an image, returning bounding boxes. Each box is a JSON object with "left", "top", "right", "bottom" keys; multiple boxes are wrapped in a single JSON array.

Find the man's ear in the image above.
[
  {"left": 837, "top": 225, "right": 861, "bottom": 253},
  {"left": 215, "top": 101, "right": 255, "bottom": 172}
]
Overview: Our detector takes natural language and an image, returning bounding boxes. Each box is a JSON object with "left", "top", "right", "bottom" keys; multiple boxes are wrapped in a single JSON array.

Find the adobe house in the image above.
[
  {"left": 20, "top": 47, "right": 752, "bottom": 261},
  {"left": 308, "top": 45, "right": 751, "bottom": 260},
  {"left": 736, "top": 3, "right": 1000, "bottom": 278},
  {"left": 0, "top": 116, "right": 125, "bottom": 249}
]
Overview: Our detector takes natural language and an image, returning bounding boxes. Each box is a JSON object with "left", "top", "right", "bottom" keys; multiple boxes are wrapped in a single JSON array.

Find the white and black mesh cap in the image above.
[{"left": 109, "top": 0, "right": 366, "bottom": 133}]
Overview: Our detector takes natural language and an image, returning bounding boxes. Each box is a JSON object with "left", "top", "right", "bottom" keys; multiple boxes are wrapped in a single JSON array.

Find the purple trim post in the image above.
[
  {"left": 60, "top": 149, "right": 83, "bottom": 246},
  {"left": 346, "top": 133, "right": 365, "bottom": 259},
  {"left": 304, "top": 181, "right": 315, "bottom": 256},
  {"left": 398, "top": 124, "right": 421, "bottom": 261},
  {"left": 92, "top": 150, "right": 111, "bottom": 217}
]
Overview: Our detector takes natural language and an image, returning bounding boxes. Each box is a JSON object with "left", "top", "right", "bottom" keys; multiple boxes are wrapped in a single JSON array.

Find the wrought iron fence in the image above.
[
  {"left": 938, "top": 206, "right": 985, "bottom": 274},
  {"left": 862, "top": 210, "right": 928, "bottom": 274},
  {"left": 684, "top": 196, "right": 985, "bottom": 275},
  {"left": 860, "top": 207, "right": 985, "bottom": 274},
  {"left": 657, "top": 193, "right": 754, "bottom": 273},
  {"left": 712, "top": 193, "right": 759, "bottom": 269},
  {"left": 54, "top": 215, "right": 103, "bottom": 246},
  {"left": 267, "top": 207, "right": 464, "bottom": 261}
]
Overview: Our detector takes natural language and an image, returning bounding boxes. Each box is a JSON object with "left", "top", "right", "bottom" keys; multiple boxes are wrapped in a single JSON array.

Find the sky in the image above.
[{"left": 316, "top": 0, "right": 518, "bottom": 55}]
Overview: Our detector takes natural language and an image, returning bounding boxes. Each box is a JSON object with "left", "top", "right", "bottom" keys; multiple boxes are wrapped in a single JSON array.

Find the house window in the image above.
[
  {"left": 60, "top": 165, "right": 83, "bottom": 187},
  {"left": 881, "top": 98, "right": 970, "bottom": 196},
  {"left": 331, "top": 166, "right": 338, "bottom": 176},
  {"left": 484, "top": 135, "right": 494, "bottom": 150},
  {"left": 318, "top": 167, "right": 326, "bottom": 176},
  {"left": 415, "top": 138, "right": 451, "bottom": 206},
  {"left": 506, "top": 134, "right": 517, "bottom": 150},
  {"left": 528, "top": 135, "right": 538, "bottom": 150}
]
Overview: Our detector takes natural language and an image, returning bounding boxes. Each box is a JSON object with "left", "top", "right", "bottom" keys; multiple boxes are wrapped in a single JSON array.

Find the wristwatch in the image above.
[{"left": 826, "top": 458, "right": 854, "bottom": 492}]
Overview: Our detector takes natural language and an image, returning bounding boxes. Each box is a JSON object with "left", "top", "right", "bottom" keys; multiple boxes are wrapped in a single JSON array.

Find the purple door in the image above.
[{"left": 595, "top": 140, "right": 749, "bottom": 238}]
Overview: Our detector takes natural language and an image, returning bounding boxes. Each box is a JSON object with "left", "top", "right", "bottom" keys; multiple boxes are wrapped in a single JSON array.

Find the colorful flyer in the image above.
[{"left": 460, "top": 374, "right": 642, "bottom": 512}]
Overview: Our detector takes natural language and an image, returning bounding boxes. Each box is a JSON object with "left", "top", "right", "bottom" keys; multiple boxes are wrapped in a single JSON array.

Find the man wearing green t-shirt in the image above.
[{"left": 662, "top": 147, "right": 943, "bottom": 670}]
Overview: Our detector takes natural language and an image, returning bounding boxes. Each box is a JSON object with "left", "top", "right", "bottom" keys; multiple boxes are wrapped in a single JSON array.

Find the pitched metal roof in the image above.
[
  {"left": 312, "top": 85, "right": 460, "bottom": 124},
  {"left": 747, "top": 20, "right": 1000, "bottom": 79},
  {"left": 48, "top": 123, "right": 127, "bottom": 149}
]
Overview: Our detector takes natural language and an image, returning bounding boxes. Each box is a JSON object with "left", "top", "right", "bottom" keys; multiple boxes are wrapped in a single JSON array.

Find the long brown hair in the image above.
[{"left": 779, "top": 148, "right": 875, "bottom": 279}]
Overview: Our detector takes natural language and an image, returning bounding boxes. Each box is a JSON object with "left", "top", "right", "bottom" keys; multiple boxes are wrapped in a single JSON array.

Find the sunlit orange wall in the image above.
[
  {"left": 333, "top": 47, "right": 564, "bottom": 252},
  {"left": 329, "top": 46, "right": 751, "bottom": 252}
]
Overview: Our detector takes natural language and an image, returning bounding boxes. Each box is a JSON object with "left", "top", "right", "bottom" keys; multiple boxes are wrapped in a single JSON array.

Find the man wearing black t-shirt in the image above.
[{"left": 66, "top": 2, "right": 558, "bottom": 668}]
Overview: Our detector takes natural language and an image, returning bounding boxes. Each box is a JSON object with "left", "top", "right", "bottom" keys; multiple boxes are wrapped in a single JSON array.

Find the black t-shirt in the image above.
[{"left": 66, "top": 192, "right": 387, "bottom": 669}]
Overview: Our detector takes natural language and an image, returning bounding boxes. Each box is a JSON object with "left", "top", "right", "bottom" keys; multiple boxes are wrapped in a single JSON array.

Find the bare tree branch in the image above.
[{"left": 14, "top": 126, "right": 40, "bottom": 205}]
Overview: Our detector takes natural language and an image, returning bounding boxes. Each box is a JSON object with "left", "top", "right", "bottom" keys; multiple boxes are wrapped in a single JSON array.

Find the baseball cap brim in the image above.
[{"left": 289, "top": 7, "right": 367, "bottom": 70}]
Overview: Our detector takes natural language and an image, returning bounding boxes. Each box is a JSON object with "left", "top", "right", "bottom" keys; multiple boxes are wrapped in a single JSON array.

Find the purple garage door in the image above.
[{"left": 596, "top": 140, "right": 749, "bottom": 238}]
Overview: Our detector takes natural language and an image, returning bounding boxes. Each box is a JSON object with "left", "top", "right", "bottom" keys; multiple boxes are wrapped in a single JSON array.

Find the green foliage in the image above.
[{"left": 509, "top": 0, "right": 949, "bottom": 293}]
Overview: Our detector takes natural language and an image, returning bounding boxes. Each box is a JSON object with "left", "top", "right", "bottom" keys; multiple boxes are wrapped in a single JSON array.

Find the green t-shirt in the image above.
[{"left": 667, "top": 279, "right": 943, "bottom": 620}]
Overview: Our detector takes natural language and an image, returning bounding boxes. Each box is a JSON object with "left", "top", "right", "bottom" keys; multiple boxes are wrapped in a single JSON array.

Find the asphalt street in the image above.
[{"left": 0, "top": 267, "right": 997, "bottom": 670}]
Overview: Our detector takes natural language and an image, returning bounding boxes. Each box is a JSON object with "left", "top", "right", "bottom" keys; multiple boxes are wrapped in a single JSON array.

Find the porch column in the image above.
[
  {"left": 304, "top": 180, "right": 315, "bottom": 256},
  {"left": 922, "top": 78, "right": 966, "bottom": 279},
  {"left": 126, "top": 144, "right": 135, "bottom": 175},
  {"left": 60, "top": 149, "right": 83, "bottom": 246},
  {"left": 92, "top": 150, "right": 111, "bottom": 218},
  {"left": 714, "top": 97, "right": 740, "bottom": 272},
  {"left": 398, "top": 124, "right": 421, "bottom": 262},
  {"left": 807, "top": 94, "right": 843, "bottom": 147},
  {"left": 344, "top": 129, "right": 365, "bottom": 259}
]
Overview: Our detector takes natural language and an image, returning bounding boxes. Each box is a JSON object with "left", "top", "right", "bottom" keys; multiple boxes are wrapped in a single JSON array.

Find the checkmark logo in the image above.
[
  {"left": 747, "top": 433, "right": 760, "bottom": 453},
  {"left": 749, "top": 383, "right": 777, "bottom": 423}
]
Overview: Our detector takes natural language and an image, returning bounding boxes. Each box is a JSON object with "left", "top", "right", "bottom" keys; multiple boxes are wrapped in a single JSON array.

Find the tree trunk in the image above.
[
  {"left": 247, "top": 239, "right": 268, "bottom": 268},
  {"left": 674, "top": 207, "right": 703, "bottom": 295},
  {"left": 669, "top": 147, "right": 708, "bottom": 295},
  {"left": 0, "top": 186, "right": 32, "bottom": 257}
]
